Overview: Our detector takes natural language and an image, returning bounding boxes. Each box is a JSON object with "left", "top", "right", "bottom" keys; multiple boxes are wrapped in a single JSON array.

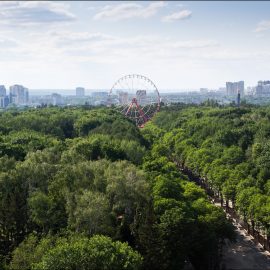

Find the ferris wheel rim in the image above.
[
  {"left": 110, "top": 74, "right": 160, "bottom": 103},
  {"left": 108, "top": 74, "right": 161, "bottom": 127}
]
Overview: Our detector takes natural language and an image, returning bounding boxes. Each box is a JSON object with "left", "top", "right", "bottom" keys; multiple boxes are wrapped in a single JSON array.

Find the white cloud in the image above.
[
  {"left": 2, "top": 25, "right": 270, "bottom": 89},
  {"left": 93, "top": 2, "right": 166, "bottom": 21},
  {"left": 162, "top": 9, "right": 192, "bottom": 22},
  {"left": 87, "top": 6, "right": 98, "bottom": 11},
  {"left": 43, "top": 31, "right": 221, "bottom": 64},
  {"left": 0, "top": 37, "right": 18, "bottom": 47},
  {"left": 51, "top": 31, "right": 114, "bottom": 45},
  {"left": 3, "top": 27, "right": 268, "bottom": 70},
  {"left": 172, "top": 40, "right": 219, "bottom": 49},
  {"left": 1, "top": 28, "right": 222, "bottom": 67},
  {"left": 254, "top": 20, "right": 270, "bottom": 32},
  {"left": 0, "top": 1, "right": 75, "bottom": 26}
]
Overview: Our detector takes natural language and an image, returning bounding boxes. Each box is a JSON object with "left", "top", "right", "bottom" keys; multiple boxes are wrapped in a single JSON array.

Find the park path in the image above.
[
  {"left": 220, "top": 215, "right": 270, "bottom": 270},
  {"left": 178, "top": 165, "right": 270, "bottom": 269}
]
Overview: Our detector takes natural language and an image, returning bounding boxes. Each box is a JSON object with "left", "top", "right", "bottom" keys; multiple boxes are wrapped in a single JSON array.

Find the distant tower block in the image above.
[
  {"left": 136, "top": 90, "right": 146, "bottom": 105},
  {"left": 76, "top": 87, "right": 85, "bottom": 97},
  {"left": 237, "top": 90, "right": 240, "bottom": 107},
  {"left": 119, "top": 91, "right": 128, "bottom": 104}
]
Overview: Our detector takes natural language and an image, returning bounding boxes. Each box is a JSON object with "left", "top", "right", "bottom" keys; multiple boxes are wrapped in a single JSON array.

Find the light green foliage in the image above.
[
  {"left": 153, "top": 175, "right": 183, "bottom": 201},
  {"left": 140, "top": 121, "right": 164, "bottom": 145},
  {"left": 182, "top": 182, "right": 207, "bottom": 201},
  {"left": 62, "top": 134, "right": 145, "bottom": 165},
  {"left": 10, "top": 234, "right": 142, "bottom": 270},
  {"left": 9, "top": 234, "right": 39, "bottom": 270},
  {"left": 32, "top": 235, "right": 142, "bottom": 270},
  {"left": 68, "top": 190, "right": 113, "bottom": 235},
  {"left": 9, "top": 234, "right": 55, "bottom": 270},
  {"left": 143, "top": 156, "right": 185, "bottom": 179},
  {"left": 0, "top": 156, "right": 16, "bottom": 172},
  {"left": 150, "top": 104, "right": 270, "bottom": 243}
]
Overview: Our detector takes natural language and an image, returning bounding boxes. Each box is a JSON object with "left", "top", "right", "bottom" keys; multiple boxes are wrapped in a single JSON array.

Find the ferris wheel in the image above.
[{"left": 108, "top": 74, "right": 160, "bottom": 127}]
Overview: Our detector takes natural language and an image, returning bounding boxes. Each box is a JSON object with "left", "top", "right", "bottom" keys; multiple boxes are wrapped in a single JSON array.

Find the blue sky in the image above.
[{"left": 0, "top": 1, "right": 270, "bottom": 91}]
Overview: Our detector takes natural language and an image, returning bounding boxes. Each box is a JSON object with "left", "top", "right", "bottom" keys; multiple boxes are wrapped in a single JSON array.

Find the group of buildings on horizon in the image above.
[
  {"left": 224, "top": 80, "right": 270, "bottom": 97},
  {"left": 0, "top": 85, "right": 29, "bottom": 108},
  {"left": 27, "top": 87, "right": 108, "bottom": 108},
  {"left": 1, "top": 80, "right": 270, "bottom": 109},
  {"left": 0, "top": 86, "right": 88, "bottom": 108}
]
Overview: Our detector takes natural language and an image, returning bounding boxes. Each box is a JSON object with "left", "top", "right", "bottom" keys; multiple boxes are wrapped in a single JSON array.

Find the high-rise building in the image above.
[
  {"left": 255, "top": 81, "right": 270, "bottom": 96},
  {"left": 226, "top": 81, "right": 244, "bottom": 96},
  {"left": 0, "top": 85, "right": 6, "bottom": 96},
  {"left": 119, "top": 91, "right": 129, "bottom": 104},
  {"left": 0, "top": 85, "right": 9, "bottom": 108},
  {"left": 9, "top": 84, "right": 29, "bottom": 104},
  {"left": 136, "top": 90, "right": 146, "bottom": 105},
  {"left": 51, "top": 93, "right": 63, "bottom": 106},
  {"left": 25, "top": 88, "right": 29, "bottom": 103},
  {"left": 0, "top": 96, "right": 9, "bottom": 108},
  {"left": 76, "top": 87, "right": 85, "bottom": 97}
]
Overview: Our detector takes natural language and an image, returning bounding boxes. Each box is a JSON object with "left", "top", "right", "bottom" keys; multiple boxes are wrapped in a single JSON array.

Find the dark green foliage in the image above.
[
  {"left": 138, "top": 127, "right": 235, "bottom": 270},
  {"left": 2, "top": 104, "right": 266, "bottom": 270},
  {"left": 0, "top": 107, "right": 148, "bottom": 269}
]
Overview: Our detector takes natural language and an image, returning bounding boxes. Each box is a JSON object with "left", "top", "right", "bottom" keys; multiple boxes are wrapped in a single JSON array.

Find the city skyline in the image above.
[{"left": 0, "top": 1, "right": 270, "bottom": 89}]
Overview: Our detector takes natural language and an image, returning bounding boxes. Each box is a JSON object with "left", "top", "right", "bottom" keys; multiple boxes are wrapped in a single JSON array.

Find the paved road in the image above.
[{"left": 221, "top": 220, "right": 270, "bottom": 270}]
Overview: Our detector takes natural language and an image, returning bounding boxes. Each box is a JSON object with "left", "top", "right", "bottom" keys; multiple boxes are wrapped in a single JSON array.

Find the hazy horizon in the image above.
[{"left": 29, "top": 88, "right": 204, "bottom": 96}]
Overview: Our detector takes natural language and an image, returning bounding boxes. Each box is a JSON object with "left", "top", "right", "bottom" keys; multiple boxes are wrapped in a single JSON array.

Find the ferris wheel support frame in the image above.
[{"left": 125, "top": 97, "right": 148, "bottom": 124}]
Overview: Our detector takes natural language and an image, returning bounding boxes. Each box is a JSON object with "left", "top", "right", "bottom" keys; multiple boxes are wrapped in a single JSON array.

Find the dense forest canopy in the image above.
[
  {"left": 150, "top": 104, "right": 270, "bottom": 238},
  {"left": 0, "top": 104, "right": 268, "bottom": 269}
]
